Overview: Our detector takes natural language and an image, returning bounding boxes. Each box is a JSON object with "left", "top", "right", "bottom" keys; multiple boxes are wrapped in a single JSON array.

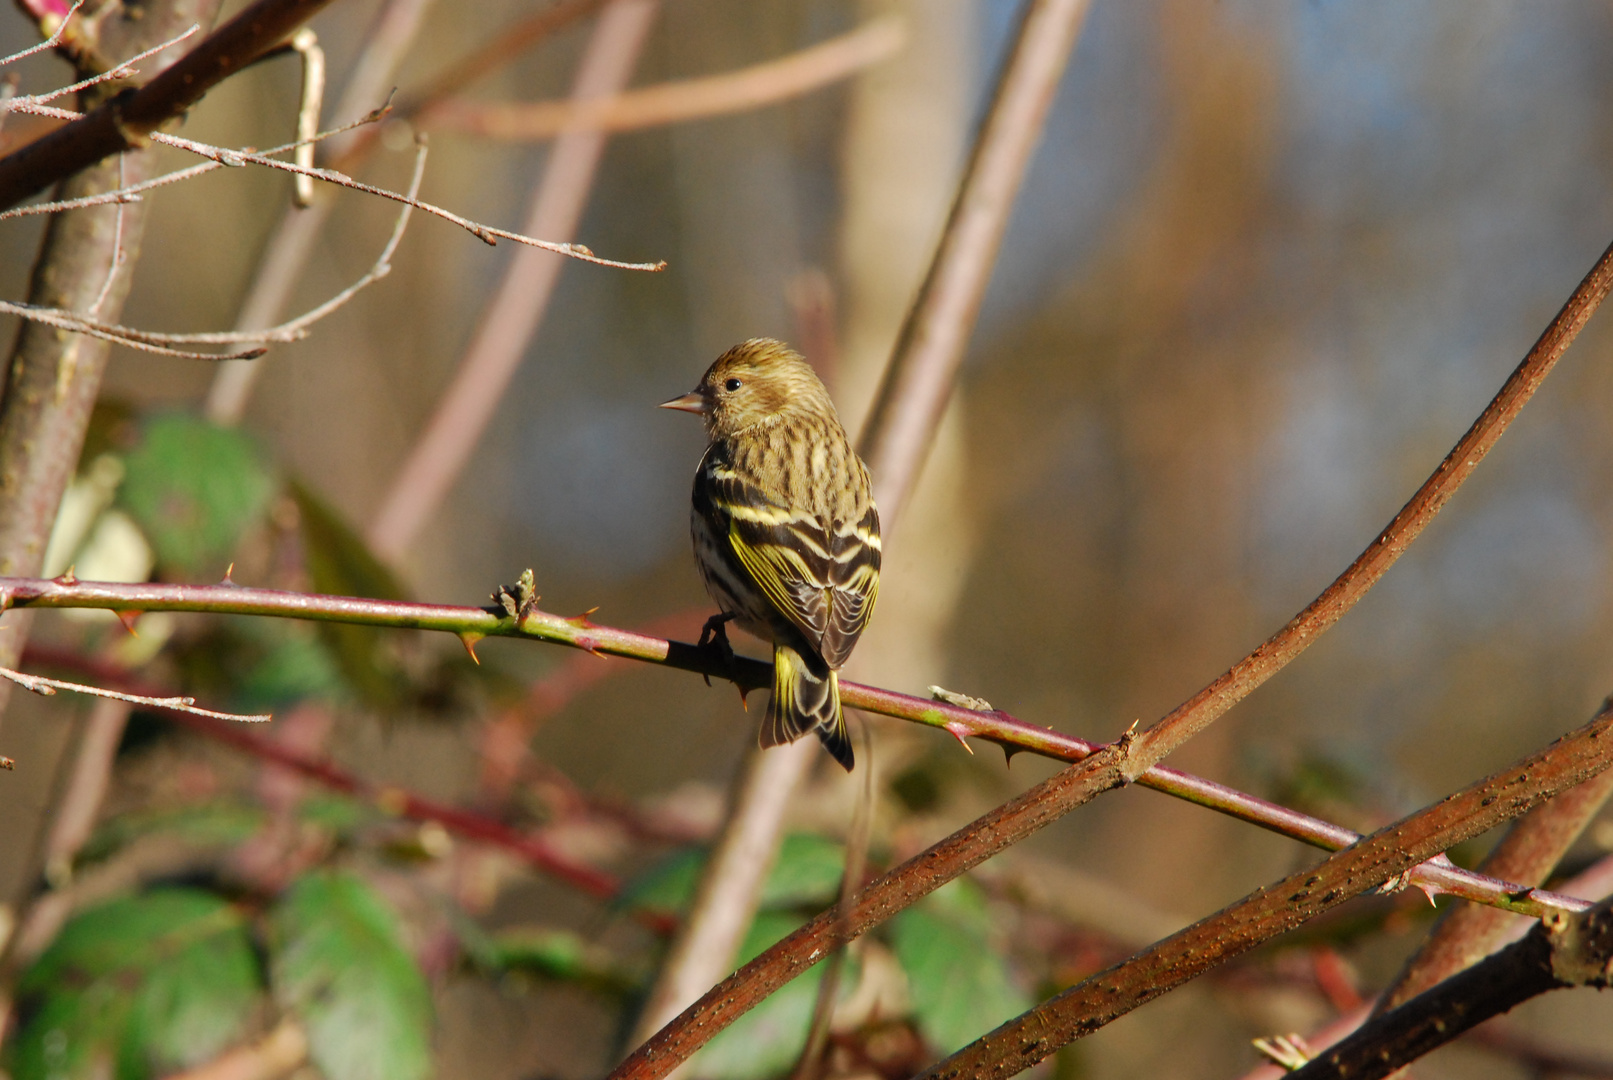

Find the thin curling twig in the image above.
[{"left": 0, "top": 140, "right": 424, "bottom": 359}]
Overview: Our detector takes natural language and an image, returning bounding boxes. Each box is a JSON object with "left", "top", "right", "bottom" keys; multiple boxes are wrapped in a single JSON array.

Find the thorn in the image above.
[
  {"left": 115, "top": 610, "right": 142, "bottom": 636},
  {"left": 573, "top": 636, "right": 604, "bottom": 658},
  {"left": 568, "top": 607, "right": 599, "bottom": 628},
  {"left": 221, "top": 562, "right": 236, "bottom": 586},
  {"left": 1417, "top": 883, "right": 1441, "bottom": 907},
  {"left": 55, "top": 565, "right": 77, "bottom": 585},
  {"left": 1001, "top": 743, "right": 1021, "bottom": 766},
  {"left": 738, "top": 686, "right": 749, "bottom": 711},
  {"left": 459, "top": 631, "right": 483, "bottom": 664},
  {"left": 943, "top": 721, "right": 975, "bottom": 753}
]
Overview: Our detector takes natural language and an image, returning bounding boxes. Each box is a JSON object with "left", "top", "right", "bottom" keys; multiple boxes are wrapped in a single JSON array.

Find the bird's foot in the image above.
[{"left": 697, "top": 612, "right": 737, "bottom": 686}]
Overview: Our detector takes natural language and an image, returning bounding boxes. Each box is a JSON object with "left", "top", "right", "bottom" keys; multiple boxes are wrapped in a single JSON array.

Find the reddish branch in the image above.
[
  {"left": 0, "top": 0, "right": 342, "bottom": 210},
  {"left": 23, "top": 647, "right": 624, "bottom": 900}
]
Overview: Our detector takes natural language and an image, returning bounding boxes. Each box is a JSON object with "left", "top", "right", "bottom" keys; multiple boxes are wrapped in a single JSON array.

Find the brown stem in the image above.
[
  {"left": 1377, "top": 770, "right": 1613, "bottom": 1011},
  {"left": 1287, "top": 898, "right": 1613, "bottom": 1080},
  {"left": 0, "top": 0, "right": 341, "bottom": 210},
  {"left": 204, "top": 0, "right": 438, "bottom": 425},
  {"left": 421, "top": 17, "right": 904, "bottom": 140},
  {"left": 922, "top": 702, "right": 1613, "bottom": 1080},
  {"left": 856, "top": 0, "right": 1090, "bottom": 524}
]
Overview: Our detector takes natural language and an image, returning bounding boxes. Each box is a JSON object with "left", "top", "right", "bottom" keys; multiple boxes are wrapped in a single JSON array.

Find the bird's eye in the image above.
[{"left": 723, "top": 378, "right": 743, "bottom": 392}]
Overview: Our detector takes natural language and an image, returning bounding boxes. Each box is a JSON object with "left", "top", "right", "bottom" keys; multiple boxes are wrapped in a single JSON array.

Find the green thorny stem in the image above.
[{"left": 0, "top": 573, "right": 1592, "bottom": 923}]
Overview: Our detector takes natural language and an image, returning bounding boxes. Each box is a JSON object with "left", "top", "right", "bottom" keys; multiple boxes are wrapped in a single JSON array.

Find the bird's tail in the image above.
[{"left": 762, "top": 643, "right": 853, "bottom": 771}]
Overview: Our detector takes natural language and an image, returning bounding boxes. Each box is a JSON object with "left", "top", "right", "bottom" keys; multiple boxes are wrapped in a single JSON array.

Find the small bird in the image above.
[{"left": 660, "top": 339, "right": 881, "bottom": 770}]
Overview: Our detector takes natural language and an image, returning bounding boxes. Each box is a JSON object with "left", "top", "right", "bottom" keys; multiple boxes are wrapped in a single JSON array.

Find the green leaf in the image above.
[
  {"left": 235, "top": 628, "right": 348, "bottom": 710},
  {"left": 287, "top": 478, "right": 410, "bottom": 707},
  {"left": 889, "top": 879, "right": 1032, "bottom": 1056},
  {"left": 269, "top": 871, "right": 432, "bottom": 1080},
  {"left": 117, "top": 415, "right": 274, "bottom": 577},
  {"left": 687, "top": 912, "right": 844, "bottom": 1080},
  {"left": 620, "top": 834, "right": 846, "bottom": 916},
  {"left": 11, "top": 889, "right": 260, "bottom": 1080},
  {"left": 78, "top": 801, "right": 267, "bottom": 866},
  {"left": 758, "top": 834, "right": 845, "bottom": 908}
]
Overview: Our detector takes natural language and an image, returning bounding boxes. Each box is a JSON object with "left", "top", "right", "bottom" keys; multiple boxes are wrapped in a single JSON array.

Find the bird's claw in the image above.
[{"left": 697, "top": 612, "right": 737, "bottom": 686}]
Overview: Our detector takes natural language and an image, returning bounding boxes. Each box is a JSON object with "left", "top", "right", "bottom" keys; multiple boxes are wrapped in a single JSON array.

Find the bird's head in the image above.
[{"left": 659, "top": 338, "right": 837, "bottom": 439}]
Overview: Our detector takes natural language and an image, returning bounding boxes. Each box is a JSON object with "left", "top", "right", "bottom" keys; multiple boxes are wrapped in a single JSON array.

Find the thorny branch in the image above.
[{"left": 0, "top": 574, "right": 1593, "bottom": 921}]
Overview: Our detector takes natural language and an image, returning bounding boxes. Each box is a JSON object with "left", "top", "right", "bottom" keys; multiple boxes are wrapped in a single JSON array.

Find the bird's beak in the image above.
[{"left": 659, "top": 390, "right": 707, "bottom": 415}]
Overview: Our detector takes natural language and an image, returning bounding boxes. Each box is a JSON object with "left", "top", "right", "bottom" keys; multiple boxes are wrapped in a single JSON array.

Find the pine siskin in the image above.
[{"left": 660, "top": 338, "right": 881, "bottom": 770}]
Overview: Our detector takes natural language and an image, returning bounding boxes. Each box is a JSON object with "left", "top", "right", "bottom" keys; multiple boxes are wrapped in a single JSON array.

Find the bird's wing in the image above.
[
  {"left": 818, "top": 502, "right": 881, "bottom": 668},
  {"left": 723, "top": 500, "right": 834, "bottom": 650}
]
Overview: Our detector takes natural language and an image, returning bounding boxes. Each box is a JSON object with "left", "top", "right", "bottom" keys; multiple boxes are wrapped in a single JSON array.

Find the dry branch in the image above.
[
  {"left": 1286, "top": 897, "right": 1613, "bottom": 1080},
  {"left": 423, "top": 17, "right": 904, "bottom": 140},
  {"left": 0, "top": 663, "right": 269, "bottom": 722}
]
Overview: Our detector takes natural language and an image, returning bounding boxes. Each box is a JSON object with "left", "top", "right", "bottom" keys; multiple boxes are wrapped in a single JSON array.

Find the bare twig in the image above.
[
  {"left": 366, "top": 0, "right": 662, "bottom": 562},
  {"left": 0, "top": 663, "right": 269, "bottom": 721},
  {"left": 0, "top": 103, "right": 387, "bottom": 220},
  {"left": 287, "top": 28, "right": 323, "bottom": 205},
  {"left": 922, "top": 704, "right": 1613, "bottom": 1080},
  {"left": 0, "top": 140, "right": 425, "bottom": 359},
  {"left": 0, "top": 0, "right": 85, "bottom": 69},
  {"left": 84, "top": 154, "right": 126, "bottom": 317},
  {"left": 1, "top": 23, "right": 201, "bottom": 108},
  {"left": 424, "top": 17, "right": 905, "bottom": 140},
  {"left": 203, "top": 0, "right": 441, "bottom": 424},
  {"left": 0, "top": 0, "right": 342, "bottom": 210}
]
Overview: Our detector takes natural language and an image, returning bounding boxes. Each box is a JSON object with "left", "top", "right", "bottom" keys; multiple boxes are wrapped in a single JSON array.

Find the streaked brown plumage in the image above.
[{"left": 660, "top": 338, "right": 881, "bottom": 770}]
